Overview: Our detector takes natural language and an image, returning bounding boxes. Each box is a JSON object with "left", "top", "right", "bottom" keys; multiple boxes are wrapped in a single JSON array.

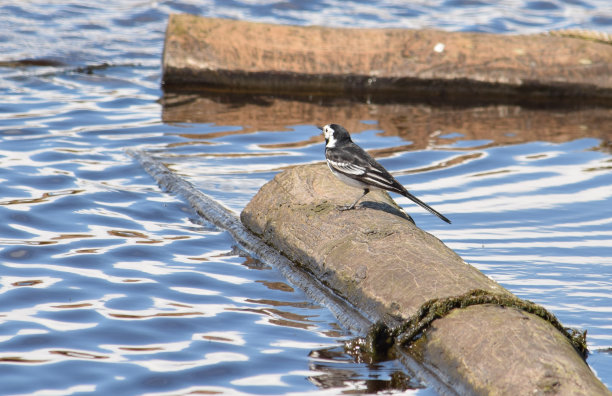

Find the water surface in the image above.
[{"left": 1, "top": 1, "right": 611, "bottom": 394}]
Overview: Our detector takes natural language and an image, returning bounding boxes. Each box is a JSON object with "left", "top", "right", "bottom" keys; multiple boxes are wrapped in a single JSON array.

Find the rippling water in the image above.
[{"left": 1, "top": 1, "right": 611, "bottom": 395}]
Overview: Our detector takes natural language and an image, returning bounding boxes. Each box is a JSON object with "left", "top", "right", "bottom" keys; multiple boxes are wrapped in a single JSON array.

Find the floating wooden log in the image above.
[
  {"left": 240, "top": 163, "right": 611, "bottom": 395},
  {"left": 162, "top": 14, "right": 612, "bottom": 105}
]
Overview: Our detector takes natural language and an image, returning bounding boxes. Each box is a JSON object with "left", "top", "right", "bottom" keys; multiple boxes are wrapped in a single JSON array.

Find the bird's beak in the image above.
[{"left": 317, "top": 125, "right": 324, "bottom": 131}]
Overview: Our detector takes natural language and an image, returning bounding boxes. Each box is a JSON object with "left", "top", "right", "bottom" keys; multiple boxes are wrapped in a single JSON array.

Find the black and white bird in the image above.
[{"left": 321, "top": 123, "right": 451, "bottom": 224}]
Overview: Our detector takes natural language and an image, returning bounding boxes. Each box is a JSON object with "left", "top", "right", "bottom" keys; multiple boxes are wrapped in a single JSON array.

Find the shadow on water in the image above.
[
  {"left": 161, "top": 90, "right": 612, "bottom": 153},
  {"left": 308, "top": 345, "right": 424, "bottom": 394}
]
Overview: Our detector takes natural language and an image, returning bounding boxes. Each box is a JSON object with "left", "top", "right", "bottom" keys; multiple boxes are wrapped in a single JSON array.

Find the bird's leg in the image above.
[{"left": 338, "top": 189, "right": 369, "bottom": 211}]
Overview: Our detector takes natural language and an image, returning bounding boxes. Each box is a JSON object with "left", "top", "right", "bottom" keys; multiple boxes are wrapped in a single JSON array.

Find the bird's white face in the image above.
[{"left": 322, "top": 124, "right": 336, "bottom": 148}]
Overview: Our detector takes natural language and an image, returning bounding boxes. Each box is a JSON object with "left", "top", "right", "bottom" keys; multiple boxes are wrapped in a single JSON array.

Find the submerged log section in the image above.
[
  {"left": 241, "top": 164, "right": 610, "bottom": 395},
  {"left": 163, "top": 14, "right": 612, "bottom": 103}
]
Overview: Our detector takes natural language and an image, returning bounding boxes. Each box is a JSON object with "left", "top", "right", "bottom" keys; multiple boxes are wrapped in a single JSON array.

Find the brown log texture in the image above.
[
  {"left": 163, "top": 14, "right": 612, "bottom": 104},
  {"left": 241, "top": 163, "right": 611, "bottom": 395}
]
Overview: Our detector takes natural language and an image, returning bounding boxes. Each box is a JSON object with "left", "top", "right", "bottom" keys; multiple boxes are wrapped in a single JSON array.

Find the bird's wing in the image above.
[
  {"left": 327, "top": 143, "right": 405, "bottom": 192},
  {"left": 327, "top": 143, "right": 452, "bottom": 224},
  {"left": 326, "top": 144, "right": 367, "bottom": 175},
  {"left": 326, "top": 159, "right": 367, "bottom": 175}
]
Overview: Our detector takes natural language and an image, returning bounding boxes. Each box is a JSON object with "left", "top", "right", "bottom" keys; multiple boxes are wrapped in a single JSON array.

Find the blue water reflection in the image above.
[{"left": 1, "top": 0, "right": 611, "bottom": 395}]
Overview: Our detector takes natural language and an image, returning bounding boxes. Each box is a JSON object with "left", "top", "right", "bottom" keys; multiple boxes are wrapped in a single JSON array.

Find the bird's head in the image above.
[{"left": 319, "top": 124, "right": 351, "bottom": 149}]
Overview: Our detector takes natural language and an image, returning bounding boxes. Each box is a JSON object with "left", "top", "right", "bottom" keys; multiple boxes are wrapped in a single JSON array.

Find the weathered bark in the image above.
[
  {"left": 162, "top": 14, "right": 612, "bottom": 104},
  {"left": 241, "top": 163, "right": 610, "bottom": 395}
]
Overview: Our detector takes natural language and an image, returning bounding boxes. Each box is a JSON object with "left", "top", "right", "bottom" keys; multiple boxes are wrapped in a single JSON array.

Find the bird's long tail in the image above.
[{"left": 400, "top": 189, "right": 451, "bottom": 224}]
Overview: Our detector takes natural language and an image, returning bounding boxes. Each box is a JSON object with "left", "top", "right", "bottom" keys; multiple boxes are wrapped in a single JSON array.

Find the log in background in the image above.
[{"left": 163, "top": 14, "right": 612, "bottom": 104}]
